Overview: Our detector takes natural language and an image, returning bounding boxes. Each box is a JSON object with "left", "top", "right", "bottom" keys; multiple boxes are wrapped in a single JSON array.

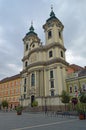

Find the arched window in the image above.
[
  {"left": 25, "top": 61, "right": 28, "bottom": 67},
  {"left": 61, "top": 51, "right": 63, "bottom": 57},
  {"left": 74, "top": 85, "right": 78, "bottom": 92},
  {"left": 49, "top": 50, "right": 53, "bottom": 58},
  {"left": 48, "top": 30, "right": 52, "bottom": 39},
  {"left": 59, "top": 31, "right": 62, "bottom": 39},
  {"left": 82, "top": 83, "right": 86, "bottom": 92},
  {"left": 31, "top": 73, "right": 35, "bottom": 86},
  {"left": 26, "top": 44, "right": 28, "bottom": 51},
  {"left": 69, "top": 85, "right": 72, "bottom": 93}
]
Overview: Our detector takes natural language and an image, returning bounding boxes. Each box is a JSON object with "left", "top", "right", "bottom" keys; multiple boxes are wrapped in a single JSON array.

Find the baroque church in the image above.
[{"left": 20, "top": 7, "right": 69, "bottom": 109}]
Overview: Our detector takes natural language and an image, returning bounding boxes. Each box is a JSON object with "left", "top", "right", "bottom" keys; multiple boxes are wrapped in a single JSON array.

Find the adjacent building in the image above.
[
  {"left": 0, "top": 74, "right": 21, "bottom": 109},
  {"left": 66, "top": 67, "right": 86, "bottom": 97}
]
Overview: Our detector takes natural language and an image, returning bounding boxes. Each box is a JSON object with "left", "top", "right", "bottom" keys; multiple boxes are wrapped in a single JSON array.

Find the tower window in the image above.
[
  {"left": 31, "top": 73, "right": 35, "bottom": 86},
  {"left": 49, "top": 50, "right": 53, "bottom": 58},
  {"left": 25, "top": 61, "right": 28, "bottom": 67},
  {"left": 32, "top": 44, "right": 35, "bottom": 48},
  {"left": 59, "top": 31, "right": 61, "bottom": 39},
  {"left": 61, "top": 51, "right": 63, "bottom": 57},
  {"left": 26, "top": 44, "right": 28, "bottom": 51},
  {"left": 48, "top": 30, "right": 52, "bottom": 39},
  {"left": 50, "top": 70, "right": 53, "bottom": 78}
]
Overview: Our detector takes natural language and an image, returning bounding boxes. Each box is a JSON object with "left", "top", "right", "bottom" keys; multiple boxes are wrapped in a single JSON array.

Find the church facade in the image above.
[{"left": 20, "top": 8, "right": 69, "bottom": 109}]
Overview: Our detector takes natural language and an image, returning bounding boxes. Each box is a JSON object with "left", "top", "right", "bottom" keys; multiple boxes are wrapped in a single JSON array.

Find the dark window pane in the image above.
[
  {"left": 61, "top": 51, "right": 63, "bottom": 57},
  {"left": 49, "top": 51, "right": 53, "bottom": 57},
  {"left": 24, "top": 78, "right": 26, "bottom": 84},
  {"left": 48, "top": 30, "right": 52, "bottom": 39},
  {"left": 31, "top": 73, "right": 35, "bottom": 86},
  {"left": 50, "top": 70, "right": 53, "bottom": 78},
  {"left": 51, "top": 90, "right": 54, "bottom": 96},
  {"left": 25, "top": 61, "right": 28, "bottom": 67},
  {"left": 59, "top": 31, "right": 61, "bottom": 39},
  {"left": 24, "top": 86, "right": 26, "bottom": 92},
  {"left": 26, "top": 44, "right": 28, "bottom": 51},
  {"left": 51, "top": 80, "right": 54, "bottom": 88}
]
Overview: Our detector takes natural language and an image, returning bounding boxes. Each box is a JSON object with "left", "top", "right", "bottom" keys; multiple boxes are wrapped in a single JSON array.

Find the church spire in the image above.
[
  {"left": 50, "top": 5, "right": 55, "bottom": 17},
  {"left": 29, "top": 21, "right": 34, "bottom": 32},
  {"left": 26, "top": 21, "right": 38, "bottom": 36}
]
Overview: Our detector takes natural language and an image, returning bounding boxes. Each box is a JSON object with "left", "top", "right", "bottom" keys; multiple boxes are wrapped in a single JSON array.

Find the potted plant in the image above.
[
  {"left": 31, "top": 100, "right": 38, "bottom": 112},
  {"left": 15, "top": 105, "right": 23, "bottom": 115},
  {"left": 79, "top": 92, "right": 86, "bottom": 119},
  {"left": 32, "top": 100, "right": 38, "bottom": 107},
  {"left": 76, "top": 103, "right": 85, "bottom": 120}
]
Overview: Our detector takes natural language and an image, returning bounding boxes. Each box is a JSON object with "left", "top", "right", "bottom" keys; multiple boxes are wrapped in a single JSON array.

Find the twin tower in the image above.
[{"left": 20, "top": 7, "right": 69, "bottom": 108}]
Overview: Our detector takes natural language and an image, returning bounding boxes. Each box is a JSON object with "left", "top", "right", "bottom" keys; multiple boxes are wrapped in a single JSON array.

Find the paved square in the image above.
[{"left": 0, "top": 112, "right": 86, "bottom": 130}]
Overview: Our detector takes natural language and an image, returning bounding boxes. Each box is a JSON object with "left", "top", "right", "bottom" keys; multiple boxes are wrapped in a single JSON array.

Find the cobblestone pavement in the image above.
[{"left": 0, "top": 112, "right": 86, "bottom": 130}]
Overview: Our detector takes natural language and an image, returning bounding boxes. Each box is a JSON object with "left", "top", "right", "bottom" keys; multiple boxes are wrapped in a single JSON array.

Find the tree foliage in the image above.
[
  {"left": 79, "top": 93, "right": 86, "bottom": 103},
  {"left": 32, "top": 100, "right": 38, "bottom": 107},
  {"left": 2, "top": 100, "right": 8, "bottom": 108},
  {"left": 61, "top": 90, "right": 70, "bottom": 104}
]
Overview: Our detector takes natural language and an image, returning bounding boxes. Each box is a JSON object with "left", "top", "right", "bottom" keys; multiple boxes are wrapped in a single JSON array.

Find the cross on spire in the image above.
[{"left": 51, "top": 4, "right": 53, "bottom": 11}]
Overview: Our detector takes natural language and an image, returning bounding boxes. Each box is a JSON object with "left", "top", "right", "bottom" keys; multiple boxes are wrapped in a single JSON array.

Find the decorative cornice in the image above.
[{"left": 21, "top": 58, "right": 69, "bottom": 74}]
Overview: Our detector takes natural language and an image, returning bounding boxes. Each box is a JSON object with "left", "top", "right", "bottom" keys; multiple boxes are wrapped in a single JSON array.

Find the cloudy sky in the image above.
[{"left": 0, "top": 0, "right": 86, "bottom": 79}]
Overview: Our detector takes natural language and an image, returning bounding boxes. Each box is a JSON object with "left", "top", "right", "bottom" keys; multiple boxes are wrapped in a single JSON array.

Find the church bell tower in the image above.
[{"left": 43, "top": 6, "right": 64, "bottom": 46}]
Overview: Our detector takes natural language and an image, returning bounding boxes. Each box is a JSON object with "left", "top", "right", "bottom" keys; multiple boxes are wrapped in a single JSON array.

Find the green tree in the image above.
[
  {"left": 61, "top": 90, "right": 70, "bottom": 110},
  {"left": 79, "top": 93, "right": 86, "bottom": 103},
  {"left": 2, "top": 100, "right": 8, "bottom": 108}
]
